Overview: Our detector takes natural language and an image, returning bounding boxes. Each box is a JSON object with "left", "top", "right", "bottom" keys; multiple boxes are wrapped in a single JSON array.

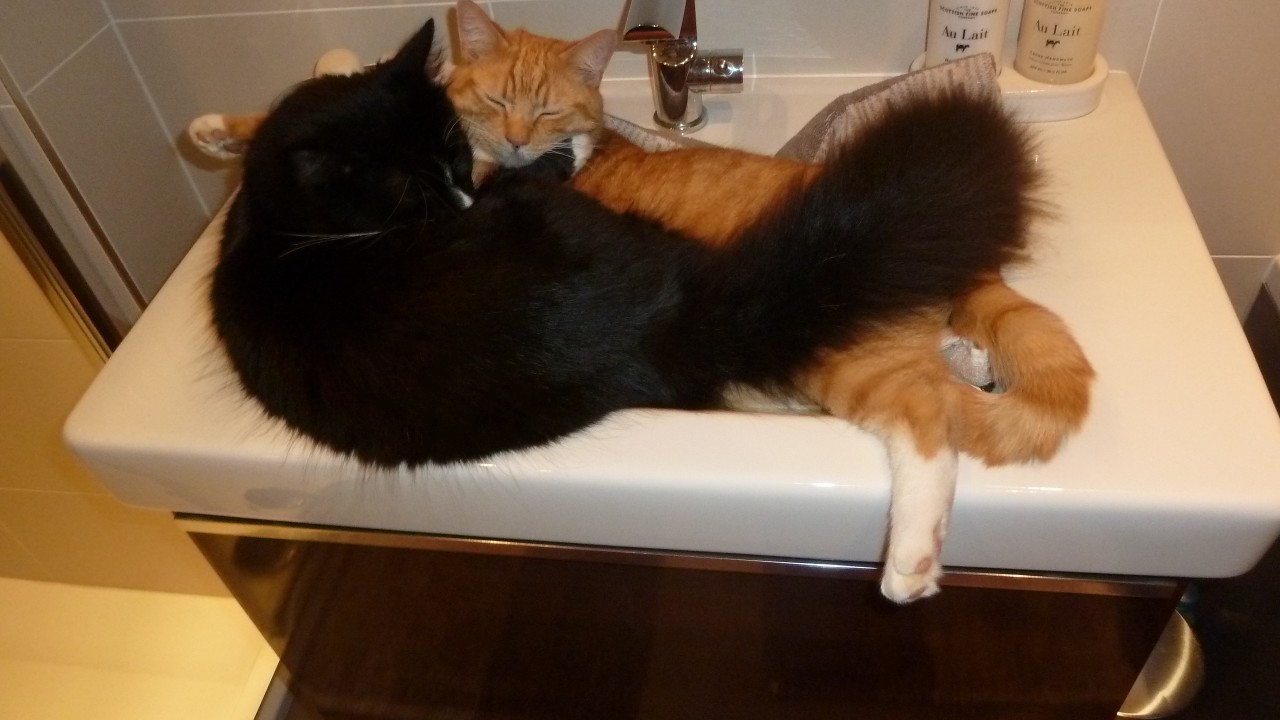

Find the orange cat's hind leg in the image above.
[
  {"left": 950, "top": 280, "right": 1095, "bottom": 466},
  {"left": 879, "top": 428, "right": 957, "bottom": 602}
]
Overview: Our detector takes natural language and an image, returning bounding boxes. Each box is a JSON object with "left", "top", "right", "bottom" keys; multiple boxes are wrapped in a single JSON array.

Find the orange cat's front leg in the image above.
[{"left": 799, "top": 311, "right": 967, "bottom": 603}]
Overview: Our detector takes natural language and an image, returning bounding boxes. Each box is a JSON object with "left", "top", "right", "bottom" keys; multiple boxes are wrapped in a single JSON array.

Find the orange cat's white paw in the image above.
[
  {"left": 187, "top": 114, "right": 246, "bottom": 160},
  {"left": 880, "top": 548, "right": 943, "bottom": 604}
]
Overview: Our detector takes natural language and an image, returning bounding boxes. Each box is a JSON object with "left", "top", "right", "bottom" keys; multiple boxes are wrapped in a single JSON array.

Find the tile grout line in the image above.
[
  {"left": 99, "top": 0, "right": 213, "bottom": 218},
  {"left": 0, "top": 515, "right": 56, "bottom": 581},
  {"left": 111, "top": 3, "right": 448, "bottom": 24},
  {"left": 22, "top": 24, "right": 113, "bottom": 96}
]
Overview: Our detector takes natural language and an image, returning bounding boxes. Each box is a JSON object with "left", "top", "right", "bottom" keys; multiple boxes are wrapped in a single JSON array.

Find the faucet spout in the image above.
[
  {"left": 621, "top": 0, "right": 741, "bottom": 133},
  {"left": 622, "top": 0, "right": 697, "bottom": 43}
]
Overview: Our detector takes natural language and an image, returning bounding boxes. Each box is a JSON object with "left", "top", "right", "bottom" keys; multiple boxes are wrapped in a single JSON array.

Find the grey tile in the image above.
[
  {"left": 0, "top": 106, "right": 146, "bottom": 330},
  {"left": 106, "top": 0, "right": 438, "bottom": 20},
  {"left": 0, "top": 0, "right": 109, "bottom": 92},
  {"left": 119, "top": 6, "right": 453, "bottom": 212},
  {"left": 703, "top": 1, "right": 926, "bottom": 77},
  {"left": 1213, "top": 256, "right": 1273, "bottom": 322},
  {"left": 1092, "top": 0, "right": 1161, "bottom": 78},
  {"left": 1140, "top": 1, "right": 1280, "bottom": 258},
  {"left": 26, "top": 31, "right": 207, "bottom": 300}
]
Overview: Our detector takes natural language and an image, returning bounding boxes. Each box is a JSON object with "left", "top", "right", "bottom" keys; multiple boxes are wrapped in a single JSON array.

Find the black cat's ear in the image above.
[{"left": 390, "top": 17, "right": 437, "bottom": 79}]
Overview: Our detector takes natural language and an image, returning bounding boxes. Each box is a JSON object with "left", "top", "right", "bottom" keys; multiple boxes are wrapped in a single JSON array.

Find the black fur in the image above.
[{"left": 211, "top": 18, "right": 1039, "bottom": 467}]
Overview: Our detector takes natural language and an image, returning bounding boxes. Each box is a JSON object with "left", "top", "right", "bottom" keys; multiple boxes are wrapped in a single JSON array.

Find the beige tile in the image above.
[
  {"left": 0, "top": 230, "right": 71, "bottom": 340},
  {"left": 27, "top": 30, "right": 208, "bottom": 299},
  {"left": 0, "top": 577, "right": 275, "bottom": 720},
  {"left": 0, "top": 0, "right": 109, "bottom": 92},
  {"left": 108, "top": 0, "right": 426, "bottom": 20},
  {"left": 0, "top": 337, "right": 105, "bottom": 493},
  {"left": 0, "top": 521, "right": 50, "bottom": 580},
  {"left": 0, "top": 490, "right": 228, "bottom": 594}
]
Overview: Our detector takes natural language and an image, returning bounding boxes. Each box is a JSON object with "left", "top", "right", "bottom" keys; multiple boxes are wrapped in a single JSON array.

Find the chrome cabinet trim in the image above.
[{"left": 177, "top": 513, "right": 1179, "bottom": 599}]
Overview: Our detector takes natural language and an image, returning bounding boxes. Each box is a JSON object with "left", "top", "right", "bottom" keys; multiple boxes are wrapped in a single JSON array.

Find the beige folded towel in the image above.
[{"left": 775, "top": 53, "right": 1000, "bottom": 162}]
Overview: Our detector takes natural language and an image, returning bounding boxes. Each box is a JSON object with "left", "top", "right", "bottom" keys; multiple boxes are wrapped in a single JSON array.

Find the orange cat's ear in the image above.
[
  {"left": 567, "top": 29, "right": 618, "bottom": 88},
  {"left": 455, "top": 0, "right": 506, "bottom": 61}
]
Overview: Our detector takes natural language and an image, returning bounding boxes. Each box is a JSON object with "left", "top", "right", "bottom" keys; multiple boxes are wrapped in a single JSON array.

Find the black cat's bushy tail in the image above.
[{"left": 700, "top": 89, "right": 1046, "bottom": 383}]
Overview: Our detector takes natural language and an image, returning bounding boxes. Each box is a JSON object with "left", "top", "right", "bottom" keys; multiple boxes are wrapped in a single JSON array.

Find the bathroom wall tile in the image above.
[
  {"left": 0, "top": 230, "right": 68, "bottom": 340},
  {"left": 120, "top": 5, "right": 453, "bottom": 214},
  {"left": 0, "top": 1, "right": 109, "bottom": 92},
  {"left": 0, "top": 577, "right": 275, "bottom": 720},
  {"left": 25, "top": 30, "right": 208, "bottom": 300},
  {"left": 723, "top": 1, "right": 924, "bottom": 77},
  {"left": 0, "top": 338, "right": 105, "bottom": 494},
  {"left": 1213, "top": 256, "right": 1274, "bottom": 323},
  {"left": 0, "top": 107, "right": 145, "bottom": 332},
  {"left": 0, "top": 524, "right": 50, "bottom": 581},
  {"left": 1139, "top": 2, "right": 1280, "bottom": 260},
  {"left": 106, "top": 0, "right": 437, "bottom": 20},
  {"left": 1091, "top": 0, "right": 1161, "bottom": 81},
  {"left": 0, "top": 490, "right": 228, "bottom": 594},
  {"left": 1266, "top": 258, "right": 1280, "bottom": 311}
]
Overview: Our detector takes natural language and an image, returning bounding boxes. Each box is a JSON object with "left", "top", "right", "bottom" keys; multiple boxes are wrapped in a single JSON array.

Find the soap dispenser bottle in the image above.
[
  {"left": 924, "top": 0, "right": 1011, "bottom": 69},
  {"left": 1014, "top": 0, "right": 1109, "bottom": 84}
]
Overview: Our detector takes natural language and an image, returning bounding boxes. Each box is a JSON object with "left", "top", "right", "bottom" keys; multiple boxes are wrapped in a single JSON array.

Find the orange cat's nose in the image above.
[{"left": 505, "top": 123, "right": 532, "bottom": 149}]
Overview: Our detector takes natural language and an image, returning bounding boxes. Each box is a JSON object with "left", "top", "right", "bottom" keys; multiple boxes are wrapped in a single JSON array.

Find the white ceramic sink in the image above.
[{"left": 65, "top": 73, "right": 1280, "bottom": 579}]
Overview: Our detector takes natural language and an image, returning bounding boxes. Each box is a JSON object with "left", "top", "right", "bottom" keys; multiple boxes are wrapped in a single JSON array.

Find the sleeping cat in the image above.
[
  {"left": 446, "top": 1, "right": 1093, "bottom": 598},
  {"left": 196, "top": 12, "right": 1085, "bottom": 603}
]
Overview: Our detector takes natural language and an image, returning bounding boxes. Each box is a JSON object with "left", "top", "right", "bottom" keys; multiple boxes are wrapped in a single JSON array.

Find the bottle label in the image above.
[
  {"left": 1015, "top": 0, "right": 1107, "bottom": 84},
  {"left": 925, "top": 1, "right": 1011, "bottom": 68}
]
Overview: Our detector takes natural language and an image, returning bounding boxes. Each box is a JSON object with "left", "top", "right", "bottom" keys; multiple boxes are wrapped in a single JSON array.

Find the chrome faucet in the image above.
[{"left": 622, "top": 0, "right": 743, "bottom": 132}]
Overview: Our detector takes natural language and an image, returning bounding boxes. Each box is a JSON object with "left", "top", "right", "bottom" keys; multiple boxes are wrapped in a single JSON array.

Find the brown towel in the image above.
[{"left": 775, "top": 53, "right": 1000, "bottom": 162}]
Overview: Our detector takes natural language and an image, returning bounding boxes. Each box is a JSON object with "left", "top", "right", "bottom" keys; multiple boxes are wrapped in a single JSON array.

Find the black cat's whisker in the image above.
[
  {"left": 457, "top": 117, "right": 501, "bottom": 150},
  {"left": 280, "top": 231, "right": 384, "bottom": 239},
  {"left": 379, "top": 177, "right": 416, "bottom": 228},
  {"left": 444, "top": 116, "right": 468, "bottom": 144},
  {"left": 412, "top": 174, "right": 464, "bottom": 217},
  {"left": 276, "top": 227, "right": 403, "bottom": 258}
]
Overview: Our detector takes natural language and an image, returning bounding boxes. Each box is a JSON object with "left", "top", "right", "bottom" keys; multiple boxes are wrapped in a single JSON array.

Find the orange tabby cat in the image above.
[
  {"left": 186, "top": 4, "right": 1094, "bottom": 602},
  {"left": 446, "top": 1, "right": 1093, "bottom": 601}
]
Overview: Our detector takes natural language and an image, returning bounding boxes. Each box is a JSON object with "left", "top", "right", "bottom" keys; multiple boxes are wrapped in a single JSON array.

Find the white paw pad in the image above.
[{"left": 880, "top": 551, "right": 943, "bottom": 604}]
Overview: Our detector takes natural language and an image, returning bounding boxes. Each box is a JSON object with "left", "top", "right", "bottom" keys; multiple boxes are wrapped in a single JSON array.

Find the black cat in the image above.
[{"left": 211, "top": 17, "right": 1036, "bottom": 468}]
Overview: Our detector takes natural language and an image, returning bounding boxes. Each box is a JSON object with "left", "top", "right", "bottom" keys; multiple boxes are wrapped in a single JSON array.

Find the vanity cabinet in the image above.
[
  {"left": 65, "top": 74, "right": 1279, "bottom": 720},
  {"left": 186, "top": 519, "right": 1179, "bottom": 720}
]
